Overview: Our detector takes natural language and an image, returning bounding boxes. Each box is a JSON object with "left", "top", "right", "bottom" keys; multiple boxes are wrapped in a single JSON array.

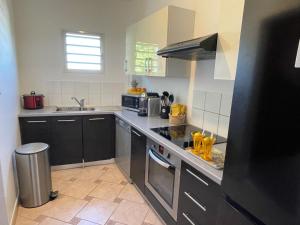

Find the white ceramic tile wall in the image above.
[
  {"left": 191, "top": 90, "right": 232, "bottom": 138},
  {"left": 203, "top": 111, "right": 219, "bottom": 134},
  {"left": 192, "top": 90, "right": 206, "bottom": 110},
  {"left": 191, "top": 108, "right": 204, "bottom": 128},
  {"left": 220, "top": 94, "right": 233, "bottom": 116},
  {"left": 218, "top": 116, "right": 230, "bottom": 138},
  {"left": 205, "top": 92, "right": 222, "bottom": 113},
  {"left": 46, "top": 81, "right": 125, "bottom": 106}
]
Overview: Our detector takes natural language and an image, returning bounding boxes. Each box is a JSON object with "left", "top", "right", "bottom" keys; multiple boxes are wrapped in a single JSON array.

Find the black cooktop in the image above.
[{"left": 151, "top": 125, "right": 227, "bottom": 149}]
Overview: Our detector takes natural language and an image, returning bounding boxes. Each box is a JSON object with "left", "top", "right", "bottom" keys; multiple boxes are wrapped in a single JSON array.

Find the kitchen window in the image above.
[{"left": 64, "top": 32, "right": 103, "bottom": 72}]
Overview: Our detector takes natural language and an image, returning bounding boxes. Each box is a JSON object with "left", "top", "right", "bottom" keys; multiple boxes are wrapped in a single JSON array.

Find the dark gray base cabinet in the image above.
[
  {"left": 19, "top": 117, "right": 52, "bottom": 145},
  {"left": 19, "top": 114, "right": 115, "bottom": 166},
  {"left": 130, "top": 128, "right": 146, "bottom": 194},
  {"left": 83, "top": 115, "right": 115, "bottom": 162},
  {"left": 216, "top": 199, "right": 256, "bottom": 225},
  {"left": 177, "top": 161, "right": 221, "bottom": 225},
  {"left": 51, "top": 116, "right": 83, "bottom": 165},
  {"left": 19, "top": 117, "right": 55, "bottom": 163}
]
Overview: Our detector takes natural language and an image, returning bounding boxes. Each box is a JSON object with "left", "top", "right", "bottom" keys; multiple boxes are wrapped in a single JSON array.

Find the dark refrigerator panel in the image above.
[{"left": 222, "top": 0, "right": 300, "bottom": 225}]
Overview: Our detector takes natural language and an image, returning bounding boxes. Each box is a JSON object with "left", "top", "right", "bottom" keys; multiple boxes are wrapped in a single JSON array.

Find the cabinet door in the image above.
[
  {"left": 19, "top": 117, "right": 52, "bottom": 145},
  {"left": 134, "top": 7, "right": 168, "bottom": 76},
  {"left": 216, "top": 199, "right": 255, "bottom": 225},
  {"left": 51, "top": 116, "right": 83, "bottom": 165},
  {"left": 125, "top": 24, "right": 137, "bottom": 75},
  {"left": 19, "top": 117, "right": 55, "bottom": 164},
  {"left": 83, "top": 115, "right": 115, "bottom": 162},
  {"left": 130, "top": 128, "right": 146, "bottom": 193}
]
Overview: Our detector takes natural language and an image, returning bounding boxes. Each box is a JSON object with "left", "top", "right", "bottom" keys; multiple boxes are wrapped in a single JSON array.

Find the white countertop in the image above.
[
  {"left": 19, "top": 106, "right": 223, "bottom": 184},
  {"left": 19, "top": 106, "right": 122, "bottom": 117},
  {"left": 115, "top": 110, "right": 223, "bottom": 184}
]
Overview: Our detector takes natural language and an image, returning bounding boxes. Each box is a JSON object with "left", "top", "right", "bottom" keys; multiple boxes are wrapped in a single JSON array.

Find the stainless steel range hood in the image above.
[{"left": 157, "top": 33, "right": 218, "bottom": 61}]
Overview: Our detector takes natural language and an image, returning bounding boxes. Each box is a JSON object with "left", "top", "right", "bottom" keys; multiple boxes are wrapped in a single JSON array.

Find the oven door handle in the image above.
[{"left": 149, "top": 149, "right": 173, "bottom": 169}]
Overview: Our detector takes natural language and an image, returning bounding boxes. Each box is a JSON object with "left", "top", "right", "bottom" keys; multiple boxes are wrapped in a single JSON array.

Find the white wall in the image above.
[
  {"left": 13, "top": 0, "right": 134, "bottom": 106},
  {"left": 0, "top": 0, "right": 20, "bottom": 224}
]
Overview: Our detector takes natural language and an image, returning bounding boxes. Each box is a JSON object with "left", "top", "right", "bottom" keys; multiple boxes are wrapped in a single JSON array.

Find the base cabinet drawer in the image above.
[
  {"left": 178, "top": 212, "right": 202, "bottom": 225},
  {"left": 177, "top": 161, "right": 221, "bottom": 225}
]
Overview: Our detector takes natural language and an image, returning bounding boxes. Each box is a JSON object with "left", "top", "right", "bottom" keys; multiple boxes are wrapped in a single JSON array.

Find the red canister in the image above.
[{"left": 23, "top": 91, "right": 44, "bottom": 109}]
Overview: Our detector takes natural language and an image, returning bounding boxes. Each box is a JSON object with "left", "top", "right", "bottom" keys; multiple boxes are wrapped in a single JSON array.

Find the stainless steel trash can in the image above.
[{"left": 15, "top": 143, "right": 52, "bottom": 208}]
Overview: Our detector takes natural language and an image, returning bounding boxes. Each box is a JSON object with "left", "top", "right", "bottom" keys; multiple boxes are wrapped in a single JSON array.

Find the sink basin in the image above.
[{"left": 55, "top": 107, "right": 95, "bottom": 112}]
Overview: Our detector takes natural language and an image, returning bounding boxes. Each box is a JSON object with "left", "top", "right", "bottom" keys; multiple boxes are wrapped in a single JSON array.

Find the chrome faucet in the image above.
[{"left": 71, "top": 97, "right": 85, "bottom": 110}]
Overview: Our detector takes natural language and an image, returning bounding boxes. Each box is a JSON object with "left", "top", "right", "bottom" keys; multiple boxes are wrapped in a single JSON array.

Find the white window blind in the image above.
[{"left": 64, "top": 32, "right": 103, "bottom": 72}]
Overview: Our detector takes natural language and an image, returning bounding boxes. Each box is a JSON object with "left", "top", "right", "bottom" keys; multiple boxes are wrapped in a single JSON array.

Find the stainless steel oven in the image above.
[{"left": 145, "top": 138, "right": 181, "bottom": 221}]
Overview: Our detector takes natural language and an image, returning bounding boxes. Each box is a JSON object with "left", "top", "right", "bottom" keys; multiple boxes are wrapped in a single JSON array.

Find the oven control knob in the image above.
[{"left": 167, "top": 153, "right": 171, "bottom": 159}]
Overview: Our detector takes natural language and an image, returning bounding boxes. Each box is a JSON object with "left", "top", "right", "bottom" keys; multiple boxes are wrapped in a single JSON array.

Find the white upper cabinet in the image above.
[
  {"left": 214, "top": 0, "right": 245, "bottom": 80},
  {"left": 125, "top": 6, "right": 195, "bottom": 77}
]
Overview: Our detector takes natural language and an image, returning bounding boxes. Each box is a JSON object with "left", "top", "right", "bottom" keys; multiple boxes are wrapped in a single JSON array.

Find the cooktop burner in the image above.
[{"left": 151, "top": 125, "right": 227, "bottom": 149}]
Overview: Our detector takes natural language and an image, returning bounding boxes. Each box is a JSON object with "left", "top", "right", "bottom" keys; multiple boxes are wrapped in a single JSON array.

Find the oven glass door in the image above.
[{"left": 148, "top": 149, "right": 175, "bottom": 207}]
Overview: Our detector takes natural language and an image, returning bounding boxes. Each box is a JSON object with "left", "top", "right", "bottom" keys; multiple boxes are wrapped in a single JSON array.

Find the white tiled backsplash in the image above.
[
  {"left": 191, "top": 90, "right": 232, "bottom": 138},
  {"left": 45, "top": 81, "right": 125, "bottom": 106}
]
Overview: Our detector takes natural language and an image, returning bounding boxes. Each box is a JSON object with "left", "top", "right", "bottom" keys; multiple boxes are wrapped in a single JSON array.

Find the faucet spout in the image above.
[{"left": 71, "top": 97, "right": 85, "bottom": 110}]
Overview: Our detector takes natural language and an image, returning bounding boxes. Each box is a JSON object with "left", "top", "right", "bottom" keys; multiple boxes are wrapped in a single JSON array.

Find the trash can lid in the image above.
[{"left": 15, "top": 143, "right": 49, "bottom": 154}]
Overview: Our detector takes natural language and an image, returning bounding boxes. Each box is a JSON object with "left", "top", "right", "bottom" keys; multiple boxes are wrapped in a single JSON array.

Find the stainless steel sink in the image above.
[{"left": 55, "top": 107, "right": 95, "bottom": 112}]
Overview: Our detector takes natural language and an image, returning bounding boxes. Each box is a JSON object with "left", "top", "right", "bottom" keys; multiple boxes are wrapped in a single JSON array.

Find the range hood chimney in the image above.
[{"left": 157, "top": 33, "right": 218, "bottom": 61}]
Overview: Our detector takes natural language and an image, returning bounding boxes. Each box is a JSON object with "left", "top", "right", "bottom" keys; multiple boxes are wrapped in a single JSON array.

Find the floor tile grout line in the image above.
[
  {"left": 37, "top": 214, "right": 73, "bottom": 225},
  {"left": 83, "top": 180, "right": 127, "bottom": 202},
  {"left": 40, "top": 194, "right": 89, "bottom": 224},
  {"left": 106, "top": 199, "right": 151, "bottom": 225},
  {"left": 106, "top": 201, "right": 122, "bottom": 225},
  {"left": 85, "top": 180, "right": 103, "bottom": 198}
]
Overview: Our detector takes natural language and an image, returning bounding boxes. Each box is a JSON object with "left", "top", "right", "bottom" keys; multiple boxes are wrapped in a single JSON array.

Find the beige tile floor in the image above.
[{"left": 15, "top": 163, "right": 163, "bottom": 225}]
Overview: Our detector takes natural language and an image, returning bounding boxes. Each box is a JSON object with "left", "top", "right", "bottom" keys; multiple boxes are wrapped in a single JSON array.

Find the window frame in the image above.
[{"left": 63, "top": 30, "right": 105, "bottom": 74}]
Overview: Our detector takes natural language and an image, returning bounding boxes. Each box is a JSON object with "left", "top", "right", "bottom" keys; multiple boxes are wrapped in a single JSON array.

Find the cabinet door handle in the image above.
[
  {"left": 186, "top": 169, "right": 209, "bottom": 186},
  {"left": 184, "top": 192, "right": 206, "bottom": 212},
  {"left": 148, "top": 58, "right": 152, "bottom": 73},
  {"left": 124, "top": 59, "right": 128, "bottom": 72},
  {"left": 57, "top": 119, "right": 76, "bottom": 122},
  {"left": 27, "top": 120, "right": 47, "bottom": 123},
  {"left": 182, "top": 213, "right": 195, "bottom": 225},
  {"left": 132, "top": 130, "right": 141, "bottom": 137},
  {"left": 89, "top": 118, "right": 105, "bottom": 121},
  {"left": 144, "top": 58, "right": 148, "bottom": 72}
]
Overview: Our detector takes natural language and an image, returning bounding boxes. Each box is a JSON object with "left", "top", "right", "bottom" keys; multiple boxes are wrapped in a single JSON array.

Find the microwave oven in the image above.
[{"left": 121, "top": 94, "right": 140, "bottom": 112}]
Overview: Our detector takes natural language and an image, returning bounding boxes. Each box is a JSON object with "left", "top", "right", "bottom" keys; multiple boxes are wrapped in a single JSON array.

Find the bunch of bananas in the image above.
[
  {"left": 127, "top": 87, "right": 146, "bottom": 95},
  {"left": 170, "top": 104, "right": 186, "bottom": 116}
]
